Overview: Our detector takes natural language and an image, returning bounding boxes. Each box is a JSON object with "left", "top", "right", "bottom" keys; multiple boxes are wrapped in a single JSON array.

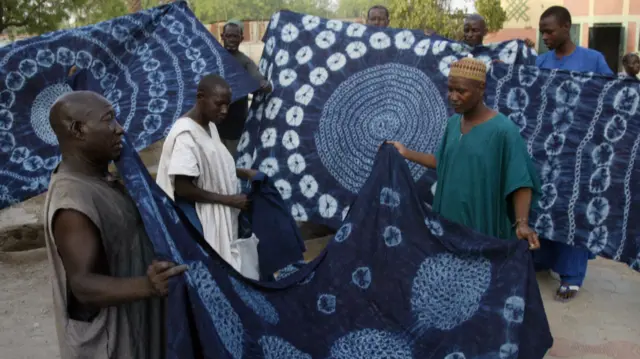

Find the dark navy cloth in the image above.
[
  {"left": 116, "top": 137, "right": 553, "bottom": 359},
  {"left": 239, "top": 11, "right": 640, "bottom": 271},
  {"left": 0, "top": 1, "right": 259, "bottom": 209},
  {"left": 244, "top": 172, "right": 306, "bottom": 279},
  {"left": 176, "top": 172, "right": 306, "bottom": 280}
]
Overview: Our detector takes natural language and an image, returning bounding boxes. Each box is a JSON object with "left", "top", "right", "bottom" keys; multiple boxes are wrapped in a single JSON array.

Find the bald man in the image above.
[
  {"left": 43, "top": 91, "right": 187, "bottom": 358},
  {"left": 388, "top": 58, "right": 540, "bottom": 247},
  {"left": 156, "top": 74, "right": 260, "bottom": 279},
  {"left": 464, "top": 14, "right": 535, "bottom": 48}
]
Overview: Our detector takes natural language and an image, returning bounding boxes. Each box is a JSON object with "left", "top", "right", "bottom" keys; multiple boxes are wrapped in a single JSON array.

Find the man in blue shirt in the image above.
[{"left": 534, "top": 6, "right": 613, "bottom": 302}]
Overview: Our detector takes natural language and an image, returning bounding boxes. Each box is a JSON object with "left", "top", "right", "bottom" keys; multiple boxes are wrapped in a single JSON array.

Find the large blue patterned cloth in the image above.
[
  {"left": 238, "top": 11, "right": 640, "bottom": 270},
  {"left": 116, "top": 136, "right": 552, "bottom": 359},
  {"left": 0, "top": 1, "right": 259, "bottom": 209}
]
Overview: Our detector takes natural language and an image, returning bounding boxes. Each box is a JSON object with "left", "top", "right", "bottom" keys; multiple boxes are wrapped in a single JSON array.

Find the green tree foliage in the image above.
[
  {"left": 0, "top": 0, "right": 90, "bottom": 35},
  {"left": 189, "top": 0, "right": 335, "bottom": 23},
  {"left": 335, "top": 0, "right": 389, "bottom": 19},
  {"left": 475, "top": 0, "right": 507, "bottom": 33},
  {"left": 388, "top": 0, "right": 465, "bottom": 40}
]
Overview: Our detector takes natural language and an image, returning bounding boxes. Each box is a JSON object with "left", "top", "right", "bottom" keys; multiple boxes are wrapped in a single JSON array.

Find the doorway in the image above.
[{"left": 589, "top": 24, "right": 624, "bottom": 73}]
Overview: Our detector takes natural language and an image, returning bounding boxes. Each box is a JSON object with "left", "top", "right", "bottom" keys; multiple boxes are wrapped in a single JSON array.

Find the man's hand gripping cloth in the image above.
[
  {"left": 117, "top": 138, "right": 553, "bottom": 359},
  {"left": 156, "top": 117, "right": 259, "bottom": 279}
]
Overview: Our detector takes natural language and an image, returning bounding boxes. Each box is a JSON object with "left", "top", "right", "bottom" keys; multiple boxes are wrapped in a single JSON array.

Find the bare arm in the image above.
[
  {"left": 52, "top": 210, "right": 184, "bottom": 308},
  {"left": 174, "top": 175, "right": 249, "bottom": 210},
  {"left": 512, "top": 187, "right": 532, "bottom": 222},
  {"left": 404, "top": 150, "right": 437, "bottom": 169}
]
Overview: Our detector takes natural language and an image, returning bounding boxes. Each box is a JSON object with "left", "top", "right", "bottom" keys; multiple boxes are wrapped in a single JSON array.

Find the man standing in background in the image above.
[
  {"left": 219, "top": 20, "right": 272, "bottom": 158},
  {"left": 621, "top": 52, "right": 640, "bottom": 79},
  {"left": 534, "top": 6, "right": 613, "bottom": 302},
  {"left": 366, "top": 5, "right": 390, "bottom": 28}
]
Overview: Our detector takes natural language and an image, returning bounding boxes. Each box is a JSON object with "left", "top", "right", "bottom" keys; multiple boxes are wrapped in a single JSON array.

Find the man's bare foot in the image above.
[{"left": 555, "top": 284, "right": 579, "bottom": 302}]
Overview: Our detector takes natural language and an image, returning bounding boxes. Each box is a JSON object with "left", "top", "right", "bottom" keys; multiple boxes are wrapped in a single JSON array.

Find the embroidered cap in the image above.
[{"left": 449, "top": 58, "right": 487, "bottom": 83}]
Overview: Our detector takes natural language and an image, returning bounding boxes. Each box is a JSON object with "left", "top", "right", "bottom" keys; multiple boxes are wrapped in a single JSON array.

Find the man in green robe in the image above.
[{"left": 388, "top": 58, "right": 541, "bottom": 249}]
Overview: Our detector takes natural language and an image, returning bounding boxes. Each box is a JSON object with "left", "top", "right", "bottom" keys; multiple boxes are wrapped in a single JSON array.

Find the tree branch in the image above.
[{"left": 3, "top": 0, "right": 47, "bottom": 28}]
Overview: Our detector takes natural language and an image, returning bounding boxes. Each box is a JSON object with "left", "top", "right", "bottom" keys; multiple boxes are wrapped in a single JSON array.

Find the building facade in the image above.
[{"left": 486, "top": 0, "right": 640, "bottom": 72}]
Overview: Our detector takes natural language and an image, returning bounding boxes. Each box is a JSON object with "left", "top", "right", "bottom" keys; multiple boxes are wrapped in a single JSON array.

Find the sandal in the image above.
[{"left": 555, "top": 284, "right": 579, "bottom": 302}]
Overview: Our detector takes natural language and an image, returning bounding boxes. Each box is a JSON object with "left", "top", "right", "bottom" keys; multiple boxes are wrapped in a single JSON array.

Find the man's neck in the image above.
[
  {"left": 555, "top": 40, "right": 576, "bottom": 58},
  {"left": 462, "top": 102, "right": 494, "bottom": 124},
  {"left": 186, "top": 107, "right": 210, "bottom": 130},
  {"left": 59, "top": 152, "right": 109, "bottom": 179}
]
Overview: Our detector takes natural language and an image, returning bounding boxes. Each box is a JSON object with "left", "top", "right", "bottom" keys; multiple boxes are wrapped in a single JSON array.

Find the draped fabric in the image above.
[
  {"left": 237, "top": 11, "right": 640, "bottom": 270},
  {"left": 0, "top": 1, "right": 259, "bottom": 209},
  {"left": 116, "top": 136, "right": 552, "bottom": 359}
]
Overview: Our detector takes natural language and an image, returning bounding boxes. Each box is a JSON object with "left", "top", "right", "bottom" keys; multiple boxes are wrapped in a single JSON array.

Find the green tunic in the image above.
[{"left": 432, "top": 113, "right": 541, "bottom": 239}]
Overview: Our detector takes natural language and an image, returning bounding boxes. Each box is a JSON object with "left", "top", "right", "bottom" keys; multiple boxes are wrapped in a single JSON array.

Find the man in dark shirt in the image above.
[
  {"left": 622, "top": 52, "right": 640, "bottom": 79},
  {"left": 218, "top": 20, "right": 272, "bottom": 158}
]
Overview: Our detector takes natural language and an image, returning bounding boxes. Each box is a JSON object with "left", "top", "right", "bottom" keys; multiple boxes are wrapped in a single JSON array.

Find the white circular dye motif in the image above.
[
  {"left": 236, "top": 153, "right": 254, "bottom": 169},
  {"left": 30, "top": 83, "right": 74, "bottom": 145},
  {"left": 291, "top": 203, "right": 308, "bottom": 221},
  {"left": 346, "top": 23, "right": 366, "bottom": 37},
  {"left": 318, "top": 194, "right": 338, "bottom": 218},
  {"left": 265, "top": 37, "right": 276, "bottom": 56},
  {"left": 345, "top": 41, "right": 367, "bottom": 60},
  {"left": 279, "top": 69, "right": 297, "bottom": 87},
  {"left": 613, "top": 87, "right": 639, "bottom": 115},
  {"left": 287, "top": 153, "right": 306, "bottom": 174},
  {"left": 18, "top": 59, "right": 38, "bottom": 78},
  {"left": 286, "top": 106, "right": 304, "bottom": 126},
  {"left": 315, "top": 63, "right": 448, "bottom": 193},
  {"left": 309, "top": 67, "right": 329, "bottom": 86},
  {"left": 326, "top": 20, "right": 343, "bottom": 32},
  {"left": 274, "top": 179, "right": 292, "bottom": 200},
  {"left": 302, "top": 15, "right": 321, "bottom": 30},
  {"left": 295, "top": 85, "right": 314, "bottom": 106},
  {"left": 327, "top": 53, "right": 347, "bottom": 71},
  {"left": 269, "top": 12, "right": 280, "bottom": 29},
  {"left": 299, "top": 174, "right": 318, "bottom": 198},
  {"left": 414, "top": 39, "right": 431, "bottom": 56},
  {"left": 237, "top": 132, "right": 250, "bottom": 152},
  {"left": 499, "top": 41, "right": 519, "bottom": 64},
  {"left": 315, "top": 31, "right": 337, "bottom": 49},
  {"left": 604, "top": 114, "right": 627, "bottom": 142},
  {"left": 586, "top": 196, "right": 610, "bottom": 226},
  {"left": 275, "top": 49, "right": 290, "bottom": 67},
  {"left": 369, "top": 32, "right": 391, "bottom": 50},
  {"left": 506, "top": 87, "right": 530, "bottom": 110},
  {"left": 281, "top": 23, "right": 299, "bottom": 43},
  {"left": 432, "top": 40, "right": 447, "bottom": 55},
  {"left": 439, "top": 56, "right": 459, "bottom": 77},
  {"left": 395, "top": 30, "right": 415, "bottom": 50},
  {"left": 259, "top": 157, "right": 279, "bottom": 177},
  {"left": 265, "top": 97, "right": 283, "bottom": 120},
  {"left": 260, "top": 128, "right": 277, "bottom": 148},
  {"left": 295, "top": 46, "right": 313, "bottom": 65},
  {"left": 282, "top": 130, "right": 300, "bottom": 150},
  {"left": 5, "top": 72, "right": 25, "bottom": 91},
  {"left": 555, "top": 81, "right": 581, "bottom": 107}
]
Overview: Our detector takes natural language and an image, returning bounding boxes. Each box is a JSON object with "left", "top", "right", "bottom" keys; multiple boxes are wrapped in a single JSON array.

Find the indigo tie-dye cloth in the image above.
[
  {"left": 0, "top": 1, "right": 259, "bottom": 209},
  {"left": 237, "top": 11, "right": 640, "bottom": 270},
  {"left": 116, "top": 137, "right": 552, "bottom": 359}
]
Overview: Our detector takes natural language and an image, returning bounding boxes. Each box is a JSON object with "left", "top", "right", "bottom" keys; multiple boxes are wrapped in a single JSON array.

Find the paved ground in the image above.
[{"left": 1, "top": 239, "right": 638, "bottom": 358}]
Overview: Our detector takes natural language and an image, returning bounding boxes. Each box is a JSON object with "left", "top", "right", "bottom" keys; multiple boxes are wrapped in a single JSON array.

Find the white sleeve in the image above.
[{"left": 167, "top": 133, "right": 200, "bottom": 178}]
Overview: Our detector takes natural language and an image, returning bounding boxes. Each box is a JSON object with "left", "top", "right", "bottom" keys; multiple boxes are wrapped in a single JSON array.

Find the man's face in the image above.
[
  {"left": 366, "top": 8, "right": 389, "bottom": 27},
  {"left": 75, "top": 95, "right": 124, "bottom": 162},
  {"left": 624, "top": 55, "right": 640, "bottom": 76},
  {"left": 222, "top": 25, "right": 243, "bottom": 53},
  {"left": 447, "top": 76, "right": 484, "bottom": 114},
  {"left": 463, "top": 20, "right": 486, "bottom": 47},
  {"left": 539, "top": 15, "right": 569, "bottom": 50},
  {"left": 198, "top": 85, "right": 232, "bottom": 124}
]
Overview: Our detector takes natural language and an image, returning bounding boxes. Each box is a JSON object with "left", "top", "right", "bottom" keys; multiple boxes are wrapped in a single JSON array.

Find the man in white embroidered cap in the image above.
[{"left": 388, "top": 58, "right": 541, "bottom": 249}]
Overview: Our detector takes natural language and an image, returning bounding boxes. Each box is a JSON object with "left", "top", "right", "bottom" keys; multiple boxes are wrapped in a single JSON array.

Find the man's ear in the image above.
[{"left": 69, "top": 120, "right": 84, "bottom": 140}]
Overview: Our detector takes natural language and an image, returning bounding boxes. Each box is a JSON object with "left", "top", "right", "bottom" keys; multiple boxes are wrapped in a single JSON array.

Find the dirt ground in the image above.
[{"left": 1, "top": 242, "right": 639, "bottom": 359}]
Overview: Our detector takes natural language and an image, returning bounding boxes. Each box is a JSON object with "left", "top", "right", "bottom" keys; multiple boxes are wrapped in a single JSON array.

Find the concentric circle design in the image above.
[
  {"left": 314, "top": 63, "right": 447, "bottom": 193},
  {"left": 30, "top": 83, "right": 73, "bottom": 145}
]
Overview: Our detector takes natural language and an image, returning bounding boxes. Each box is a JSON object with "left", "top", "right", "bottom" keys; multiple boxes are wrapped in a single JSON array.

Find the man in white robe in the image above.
[{"left": 156, "top": 75, "right": 260, "bottom": 279}]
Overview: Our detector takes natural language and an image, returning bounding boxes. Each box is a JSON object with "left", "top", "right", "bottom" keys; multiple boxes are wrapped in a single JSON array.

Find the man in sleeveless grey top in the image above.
[{"left": 43, "top": 91, "right": 187, "bottom": 358}]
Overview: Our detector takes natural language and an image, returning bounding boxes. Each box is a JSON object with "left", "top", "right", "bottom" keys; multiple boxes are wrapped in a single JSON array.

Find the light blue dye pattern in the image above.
[
  {"left": 380, "top": 187, "right": 401, "bottom": 207},
  {"left": 258, "top": 336, "right": 311, "bottom": 359},
  {"left": 444, "top": 353, "right": 466, "bottom": 359},
  {"left": 502, "top": 296, "right": 525, "bottom": 324},
  {"left": 411, "top": 253, "right": 492, "bottom": 331},
  {"left": 329, "top": 328, "right": 413, "bottom": 359},
  {"left": 229, "top": 276, "right": 279, "bottom": 325},
  {"left": 383, "top": 226, "right": 403, "bottom": 247},
  {"left": 187, "top": 262, "right": 244, "bottom": 359},
  {"left": 351, "top": 267, "right": 372, "bottom": 289},
  {"left": 499, "top": 343, "right": 519, "bottom": 359},
  {"left": 317, "top": 294, "right": 337, "bottom": 315},
  {"left": 334, "top": 223, "right": 353, "bottom": 243}
]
